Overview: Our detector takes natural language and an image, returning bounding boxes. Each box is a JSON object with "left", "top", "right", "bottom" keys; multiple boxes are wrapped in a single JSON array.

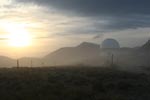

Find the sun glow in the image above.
[
  {"left": 8, "top": 32, "right": 31, "bottom": 47},
  {"left": 4, "top": 23, "right": 32, "bottom": 47}
]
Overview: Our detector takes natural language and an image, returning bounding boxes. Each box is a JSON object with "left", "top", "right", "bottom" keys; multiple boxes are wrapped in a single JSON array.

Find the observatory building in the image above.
[{"left": 101, "top": 38, "right": 120, "bottom": 49}]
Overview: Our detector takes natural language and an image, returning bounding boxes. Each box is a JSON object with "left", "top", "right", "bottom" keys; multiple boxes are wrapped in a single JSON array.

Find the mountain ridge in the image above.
[{"left": 0, "top": 41, "right": 150, "bottom": 67}]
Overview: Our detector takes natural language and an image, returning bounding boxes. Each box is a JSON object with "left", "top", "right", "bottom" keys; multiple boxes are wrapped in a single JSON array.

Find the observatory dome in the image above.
[{"left": 101, "top": 38, "right": 120, "bottom": 49}]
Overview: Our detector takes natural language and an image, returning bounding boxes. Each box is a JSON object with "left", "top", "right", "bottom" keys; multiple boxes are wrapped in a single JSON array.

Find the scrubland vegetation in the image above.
[{"left": 0, "top": 66, "right": 149, "bottom": 100}]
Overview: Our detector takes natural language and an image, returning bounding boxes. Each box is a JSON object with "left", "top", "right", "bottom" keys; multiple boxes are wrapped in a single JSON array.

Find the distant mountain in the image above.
[
  {"left": 43, "top": 42, "right": 100, "bottom": 66},
  {"left": 141, "top": 40, "right": 150, "bottom": 50},
  {"left": 0, "top": 56, "right": 16, "bottom": 67},
  {"left": 0, "top": 40, "right": 150, "bottom": 68},
  {"left": 43, "top": 41, "right": 150, "bottom": 67},
  {"left": 77, "top": 42, "right": 100, "bottom": 49}
]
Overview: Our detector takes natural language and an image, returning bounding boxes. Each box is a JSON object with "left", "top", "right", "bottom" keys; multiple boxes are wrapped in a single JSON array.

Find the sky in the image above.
[{"left": 0, "top": 0, "right": 150, "bottom": 58}]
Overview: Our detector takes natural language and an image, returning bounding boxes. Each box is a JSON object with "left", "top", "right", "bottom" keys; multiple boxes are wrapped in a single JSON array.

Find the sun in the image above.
[
  {"left": 4, "top": 23, "right": 32, "bottom": 47},
  {"left": 8, "top": 32, "right": 31, "bottom": 47}
]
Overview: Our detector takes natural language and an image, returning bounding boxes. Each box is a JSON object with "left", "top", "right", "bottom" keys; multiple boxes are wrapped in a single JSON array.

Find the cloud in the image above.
[
  {"left": 93, "top": 34, "right": 104, "bottom": 40},
  {"left": 15, "top": 0, "right": 150, "bottom": 31},
  {"left": 15, "top": 0, "right": 150, "bottom": 16}
]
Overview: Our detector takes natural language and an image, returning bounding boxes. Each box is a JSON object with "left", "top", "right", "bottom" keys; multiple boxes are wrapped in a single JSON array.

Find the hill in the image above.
[
  {"left": 0, "top": 56, "right": 15, "bottom": 67},
  {"left": 141, "top": 40, "right": 150, "bottom": 50},
  {"left": 43, "top": 42, "right": 101, "bottom": 66},
  {"left": 0, "top": 40, "right": 150, "bottom": 67},
  {"left": 42, "top": 41, "right": 150, "bottom": 67}
]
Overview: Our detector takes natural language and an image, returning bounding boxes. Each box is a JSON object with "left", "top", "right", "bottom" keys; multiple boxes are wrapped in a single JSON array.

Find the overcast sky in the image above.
[{"left": 0, "top": 0, "right": 150, "bottom": 57}]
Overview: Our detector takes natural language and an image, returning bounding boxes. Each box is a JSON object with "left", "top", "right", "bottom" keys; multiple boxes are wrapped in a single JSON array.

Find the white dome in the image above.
[{"left": 101, "top": 38, "right": 120, "bottom": 48}]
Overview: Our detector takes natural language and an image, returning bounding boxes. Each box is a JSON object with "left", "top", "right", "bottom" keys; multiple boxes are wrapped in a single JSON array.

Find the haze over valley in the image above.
[
  {"left": 1, "top": 0, "right": 150, "bottom": 100},
  {"left": 0, "top": 39, "right": 149, "bottom": 69}
]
